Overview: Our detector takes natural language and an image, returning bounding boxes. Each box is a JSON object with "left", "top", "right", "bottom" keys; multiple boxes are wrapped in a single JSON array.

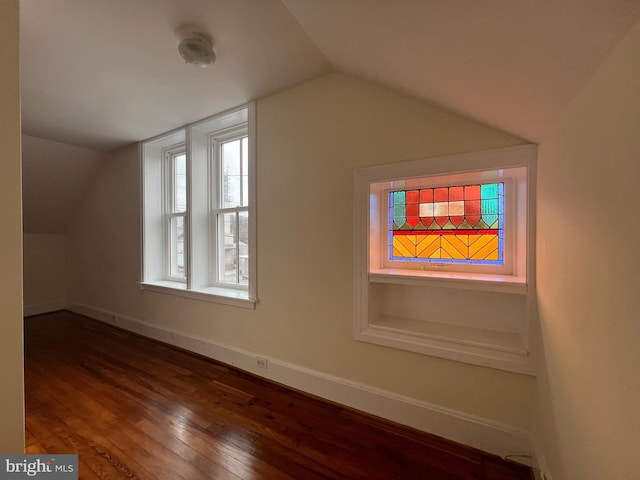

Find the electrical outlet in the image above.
[{"left": 255, "top": 357, "right": 268, "bottom": 369}]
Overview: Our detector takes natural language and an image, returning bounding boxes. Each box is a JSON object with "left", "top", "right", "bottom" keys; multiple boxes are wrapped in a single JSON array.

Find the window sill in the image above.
[
  {"left": 369, "top": 268, "right": 527, "bottom": 295},
  {"left": 139, "top": 281, "right": 257, "bottom": 309}
]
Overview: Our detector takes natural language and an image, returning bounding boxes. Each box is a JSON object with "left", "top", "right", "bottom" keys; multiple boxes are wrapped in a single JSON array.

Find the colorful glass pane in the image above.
[{"left": 388, "top": 183, "right": 504, "bottom": 264}]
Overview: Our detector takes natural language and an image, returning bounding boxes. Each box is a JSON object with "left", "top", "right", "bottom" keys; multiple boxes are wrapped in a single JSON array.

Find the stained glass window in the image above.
[{"left": 389, "top": 183, "right": 504, "bottom": 264}]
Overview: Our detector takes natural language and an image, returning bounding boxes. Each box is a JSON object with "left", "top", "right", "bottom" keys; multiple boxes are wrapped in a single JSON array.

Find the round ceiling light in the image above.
[{"left": 178, "top": 32, "right": 215, "bottom": 67}]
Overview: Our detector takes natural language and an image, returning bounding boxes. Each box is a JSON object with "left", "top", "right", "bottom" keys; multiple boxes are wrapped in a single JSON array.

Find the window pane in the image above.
[
  {"left": 238, "top": 211, "right": 249, "bottom": 286},
  {"left": 174, "top": 153, "right": 187, "bottom": 213},
  {"left": 389, "top": 183, "right": 505, "bottom": 265},
  {"left": 219, "top": 212, "right": 238, "bottom": 284},
  {"left": 170, "top": 215, "right": 186, "bottom": 278},
  {"left": 222, "top": 139, "right": 241, "bottom": 208},
  {"left": 242, "top": 136, "right": 249, "bottom": 207}
]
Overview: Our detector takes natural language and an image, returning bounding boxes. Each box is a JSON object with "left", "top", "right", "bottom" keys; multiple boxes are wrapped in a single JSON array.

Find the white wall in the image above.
[
  {"left": 67, "top": 73, "right": 536, "bottom": 450},
  {"left": 22, "top": 135, "right": 105, "bottom": 234},
  {"left": 23, "top": 234, "right": 66, "bottom": 316},
  {"left": 535, "top": 17, "right": 640, "bottom": 480},
  {"left": 0, "top": 0, "right": 25, "bottom": 453},
  {"left": 67, "top": 144, "right": 143, "bottom": 320}
]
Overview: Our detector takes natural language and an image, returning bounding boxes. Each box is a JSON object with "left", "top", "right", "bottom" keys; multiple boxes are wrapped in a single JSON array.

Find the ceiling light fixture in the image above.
[{"left": 178, "top": 32, "right": 215, "bottom": 67}]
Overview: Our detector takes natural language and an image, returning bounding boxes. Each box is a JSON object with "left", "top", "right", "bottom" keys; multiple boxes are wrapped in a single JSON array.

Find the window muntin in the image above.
[{"left": 388, "top": 182, "right": 505, "bottom": 265}]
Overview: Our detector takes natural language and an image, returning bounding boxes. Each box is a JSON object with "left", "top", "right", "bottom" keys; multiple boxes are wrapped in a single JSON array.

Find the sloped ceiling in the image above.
[
  {"left": 281, "top": 0, "right": 640, "bottom": 142},
  {"left": 19, "top": 1, "right": 640, "bottom": 233},
  {"left": 22, "top": 136, "right": 105, "bottom": 234},
  {"left": 20, "top": 0, "right": 332, "bottom": 151},
  {"left": 20, "top": 0, "right": 640, "bottom": 151}
]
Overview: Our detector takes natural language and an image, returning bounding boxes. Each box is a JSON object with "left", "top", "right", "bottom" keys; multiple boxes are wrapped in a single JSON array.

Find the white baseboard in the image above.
[
  {"left": 24, "top": 301, "right": 66, "bottom": 317},
  {"left": 67, "top": 301, "right": 533, "bottom": 459}
]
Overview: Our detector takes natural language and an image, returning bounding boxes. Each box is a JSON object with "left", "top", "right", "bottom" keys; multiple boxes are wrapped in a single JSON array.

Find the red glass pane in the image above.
[
  {"left": 450, "top": 215, "right": 464, "bottom": 227},
  {"left": 465, "top": 200, "right": 481, "bottom": 227},
  {"left": 435, "top": 216, "right": 448, "bottom": 227},
  {"left": 406, "top": 190, "right": 419, "bottom": 204},
  {"left": 406, "top": 204, "right": 419, "bottom": 217},
  {"left": 464, "top": 185, "right": 480, "bottom": 200},
  {"left": 466, "top": 215, "right": 481, "bottom": 227},
  {"left": 465, "top": 199, "right": 480, "bottom": 215},
  {"left": 420, "top": 189, "right": 433, "bottom": 203},
  {"left": 407, "top": 216, "right": 420, "bottom": 227},
  {"left": 421, "top": 216, "right": 434, "bottom": 226},
  {"left": 434, "top": 188, "right": 448, "bottom": 202},
  {"left": 449, "top": 186, "right": 464, "bottom": 201}
]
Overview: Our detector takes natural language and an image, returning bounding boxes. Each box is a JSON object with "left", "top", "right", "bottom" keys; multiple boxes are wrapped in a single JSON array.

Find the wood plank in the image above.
[{"left": 25, "top": 311, "right": 533, "bottom": 480}]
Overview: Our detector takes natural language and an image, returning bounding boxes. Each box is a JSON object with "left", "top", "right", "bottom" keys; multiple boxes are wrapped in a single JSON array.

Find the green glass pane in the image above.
[
  {"left": 393, "top": 191, "right": 406, "bottom": 205},
  {"left": 481, "top": 183, "right": 498, "bottom": 199},
  {"left": 442, "top": 220, "right": 457, "bottom": 230},
  {"left": 393, "top": 204, "right": 406, "bottom": 228},
  {"left": 414, "top": 221, "right": 427, "bottom": 230},
  {"left": 458, "top": 219, "right": 473, "bottom": 229},
  {"left": 482, "top": 199, "right": 499, "bottom": 215}
]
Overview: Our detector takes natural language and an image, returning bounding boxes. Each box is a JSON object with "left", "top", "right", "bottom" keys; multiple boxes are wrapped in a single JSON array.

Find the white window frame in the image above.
[
  {"left": 163, "top": 145, "right": 187, "bottom": 283},
  {"left": 376, "top": 173, "right": 519, "bottom": 277},
  {"left": 354, "top": 145, "right": 536, "bottom": 374},
  {"left": 210, "top": 126, "right": 250, "bottom": 290},
  {"left": 141, "top": 103, "right": 257, "bottom": 309}
]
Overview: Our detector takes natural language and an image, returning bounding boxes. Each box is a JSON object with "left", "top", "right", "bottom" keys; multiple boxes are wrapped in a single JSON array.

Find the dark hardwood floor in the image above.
[{"left": 25, "top": 311, "right": 532, "bottom": 480}]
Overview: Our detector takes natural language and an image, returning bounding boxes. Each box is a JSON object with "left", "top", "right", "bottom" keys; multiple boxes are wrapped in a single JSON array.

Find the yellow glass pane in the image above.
[
  {"left": 393, "top": 235, "right": 416, "bottom": 257},
  {"left": 416, "top": 235, "right": 439, "bottom": 258},
  {"left": 469, "top": 235, "right": 490, "bottom": 257},
  {"left": 441, "top": 235, "right": 469, "bottom": 259},
  {"left": 470, "top": 235, "right": 499, "bottom": 260}
]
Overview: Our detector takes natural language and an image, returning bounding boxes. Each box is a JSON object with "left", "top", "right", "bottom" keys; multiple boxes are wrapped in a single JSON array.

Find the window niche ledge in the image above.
[
  {"left": 369, "top": 268, "right": 527, "bottom": 295},
  {"left": 353, "top": 145, "right": 537, "bottom": 375},
  {"left": 139, "top": 281, "right": 257, "bottom": 309}
]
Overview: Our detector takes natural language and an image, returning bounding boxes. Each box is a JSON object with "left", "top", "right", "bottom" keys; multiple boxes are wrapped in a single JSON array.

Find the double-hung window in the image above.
[
  {"left": 213, "top": 130, "right": 249, "bottom": 287},
  {"left": 165, "top": 148, "right": 187, "bottom": 281},
  {"left": 141, "top": 104, "right": 257, "bottom": 308}
]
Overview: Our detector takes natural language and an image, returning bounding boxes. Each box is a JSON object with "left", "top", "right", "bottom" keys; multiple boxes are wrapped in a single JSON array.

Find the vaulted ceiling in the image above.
[{"left": 21, "top": 0, "right": 640, "bottom": 152}]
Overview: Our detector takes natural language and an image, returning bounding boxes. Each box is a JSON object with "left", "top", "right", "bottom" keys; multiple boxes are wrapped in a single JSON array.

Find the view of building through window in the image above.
[
  {"left": 219, "top": 136, "right": 249, "bottom": 285},
  {"left": 170, "top": 153, "right": 187, "bottom": 278}
]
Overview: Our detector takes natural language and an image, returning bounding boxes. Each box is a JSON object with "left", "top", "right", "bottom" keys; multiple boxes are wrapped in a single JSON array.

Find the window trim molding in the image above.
[
  {"left": 140, "top": 103, "right": 258, "bottom": 308},
  {"left": 353, "top": 145, "right": 537, "bottom": 375}
]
